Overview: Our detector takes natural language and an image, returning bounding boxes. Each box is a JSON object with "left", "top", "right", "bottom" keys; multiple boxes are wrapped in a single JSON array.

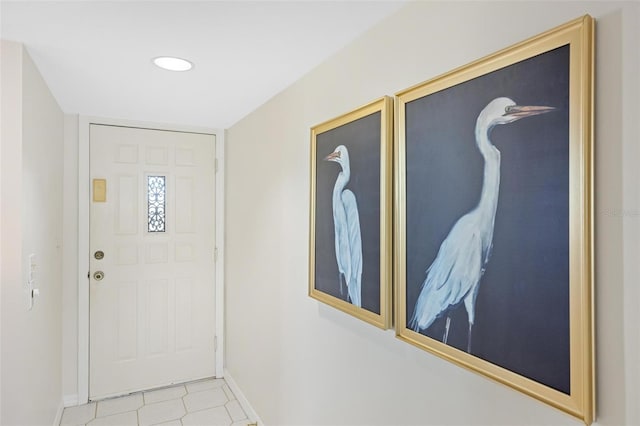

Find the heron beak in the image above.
[
  {"left": 324, "top": 151, "right": 341, "bottom": 161},
  {"left": 504, "top": 105, "right": 556, "bottom": 120}
]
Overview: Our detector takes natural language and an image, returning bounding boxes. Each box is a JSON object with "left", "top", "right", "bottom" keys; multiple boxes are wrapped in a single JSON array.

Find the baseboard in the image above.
[
  {"left": 53, "top": 398, "right": 65, "bottom": 426},
  {"left": 223, "top": 368, "right": 265, "bottom": 426},
  {"left": 63, "top": 394, "right": 79, "bottom": 407}
]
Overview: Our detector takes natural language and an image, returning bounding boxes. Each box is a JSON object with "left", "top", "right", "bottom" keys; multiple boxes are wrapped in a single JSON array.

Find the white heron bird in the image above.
[
  {"left": 408, "top": 97, "right": 555, "bottom": 352},
  {"left": 325, "top": 145, "right": 362, "bottom": 307}
]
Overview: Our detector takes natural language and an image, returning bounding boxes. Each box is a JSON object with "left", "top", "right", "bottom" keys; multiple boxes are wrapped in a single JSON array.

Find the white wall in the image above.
[
  {"left": 0, "top": 38, "right": 24, "bottom": 426},
  {"left": 1, "top": 40, "right": 65, "bottom": 425},
  {"left": 225, "top": 2, "right": 640, "bottom": 425},
  {"left": 62, "top": 114, "right": 79, "bottom": 403}
]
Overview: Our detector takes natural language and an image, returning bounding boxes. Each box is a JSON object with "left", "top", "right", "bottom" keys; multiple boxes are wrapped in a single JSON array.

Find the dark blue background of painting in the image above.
[
  {"left": 405, "top": 45, "right": 570, "bottom": 394},
  {"left": 315, "top": 112, "right": 381, "bottom": 315}
]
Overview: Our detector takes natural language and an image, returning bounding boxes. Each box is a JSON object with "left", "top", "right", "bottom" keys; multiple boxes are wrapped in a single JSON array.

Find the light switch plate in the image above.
[{"left": 26, "top": 253, "right": 37, "bottom": 310}]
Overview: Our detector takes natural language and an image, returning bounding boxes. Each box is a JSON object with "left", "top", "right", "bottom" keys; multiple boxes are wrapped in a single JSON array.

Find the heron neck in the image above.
[
  {"left": 475, "top": 129, "right": 501, "bottom": 241},
  {"left": 332, "top": 169, "right": 349, "bottom": 200}
]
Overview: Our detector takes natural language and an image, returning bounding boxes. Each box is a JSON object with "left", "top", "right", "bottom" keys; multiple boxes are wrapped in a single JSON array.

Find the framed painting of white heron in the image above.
[
  {"left": 309, "top": 96, "right": 393, "bottom": 329},
  {"left": 395, "top": 15, "right": 594, "bottom": 424}
]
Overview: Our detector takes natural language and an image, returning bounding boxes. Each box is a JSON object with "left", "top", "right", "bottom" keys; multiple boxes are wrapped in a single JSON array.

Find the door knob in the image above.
[{"left": 93, "top": 271, "right": 105, "bottom": 281}]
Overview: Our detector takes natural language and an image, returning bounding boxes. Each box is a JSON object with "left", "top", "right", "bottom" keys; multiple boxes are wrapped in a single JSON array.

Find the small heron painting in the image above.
[{"left": 311, "top": 105, "right": 388, "bottom": 326}]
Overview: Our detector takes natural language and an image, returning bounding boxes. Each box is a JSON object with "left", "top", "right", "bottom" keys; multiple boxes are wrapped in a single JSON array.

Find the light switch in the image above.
[{"left": 26, "top": 253, "right": 39, "bottom": 310}]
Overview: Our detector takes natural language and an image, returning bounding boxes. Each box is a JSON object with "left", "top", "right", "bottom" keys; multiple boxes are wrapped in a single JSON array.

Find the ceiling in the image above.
[{"left": 1, "top": 1, "right": 405, "bottom": 129}]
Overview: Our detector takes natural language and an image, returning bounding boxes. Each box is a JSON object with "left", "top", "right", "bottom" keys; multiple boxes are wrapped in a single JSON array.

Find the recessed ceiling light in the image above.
[{"left": 153, "top": 56, "right": 193, "bottom": 72}]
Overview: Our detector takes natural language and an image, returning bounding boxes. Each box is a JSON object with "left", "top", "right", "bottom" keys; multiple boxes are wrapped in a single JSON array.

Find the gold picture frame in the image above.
[
  {"left": 310, "top": 97, "right": 393, "bottom": 329},
  {"left": 395, "top": 16, "right": 594, "bottom": 423}
]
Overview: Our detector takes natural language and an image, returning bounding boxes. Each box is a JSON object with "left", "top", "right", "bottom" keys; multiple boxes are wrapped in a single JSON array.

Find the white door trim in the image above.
[{"left": 77, "top": 116, "right": 225, "bottom": 404}]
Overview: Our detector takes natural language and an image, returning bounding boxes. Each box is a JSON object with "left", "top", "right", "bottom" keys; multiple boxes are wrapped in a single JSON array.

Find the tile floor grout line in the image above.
[
  {"left": 180, "top": 391, "right": 188, "bottom": 421},
  {"left": 223, "top": 404, "right": 233, "bottom": 422}
]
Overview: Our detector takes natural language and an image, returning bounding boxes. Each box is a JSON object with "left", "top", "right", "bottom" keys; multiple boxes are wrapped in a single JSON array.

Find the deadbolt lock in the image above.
[
  {"left": 94, "top": 250, "right": 104, "bottom": 260},
  {"left": 93, "top": 271, "right": 105, "bottom": 281}
]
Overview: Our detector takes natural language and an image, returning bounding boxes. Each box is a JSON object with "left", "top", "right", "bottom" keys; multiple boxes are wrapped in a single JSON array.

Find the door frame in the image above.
[{"left": 77, "top": 116, "right": 225, "bottom": 404}]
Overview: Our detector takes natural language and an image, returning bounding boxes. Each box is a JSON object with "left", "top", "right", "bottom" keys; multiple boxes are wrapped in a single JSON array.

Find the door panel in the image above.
[{"left": 89, "top": 124, "right": 215, "bottom": 399}]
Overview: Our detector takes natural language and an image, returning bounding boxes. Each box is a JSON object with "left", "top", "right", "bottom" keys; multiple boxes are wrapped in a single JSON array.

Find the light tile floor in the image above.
[{"left": 60, "top": 379, "right": 251, "bottom": 426}]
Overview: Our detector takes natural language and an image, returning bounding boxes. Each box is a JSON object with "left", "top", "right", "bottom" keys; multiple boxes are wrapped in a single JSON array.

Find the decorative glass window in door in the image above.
[{"left": 147, "top": 176, "right": 166, "bottom": 232}]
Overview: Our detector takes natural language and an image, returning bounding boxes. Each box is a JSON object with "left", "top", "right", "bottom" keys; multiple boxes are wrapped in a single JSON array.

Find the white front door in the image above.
[{"left": 89, "top": 124, "right": 216, "bottom": 399}]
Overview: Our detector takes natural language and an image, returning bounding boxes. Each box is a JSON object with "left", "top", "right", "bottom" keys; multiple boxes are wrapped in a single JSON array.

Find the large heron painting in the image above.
[
  {"left": 402, "top": 44, "right": 572, "bottom": 395},
  {"left": 396, "top": 16, "right": 594, "bottom": 423},
  {"left": 408, "top": 97, "right": 555, "bottom": 352}
]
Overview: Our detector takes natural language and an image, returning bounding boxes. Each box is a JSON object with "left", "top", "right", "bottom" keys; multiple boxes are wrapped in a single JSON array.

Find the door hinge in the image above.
[
  {"left": 214, "top": 247, "right": 218, "bottom": 262},
  {"left": 214, "top": 335, "right": 218, "bottom": 351}
]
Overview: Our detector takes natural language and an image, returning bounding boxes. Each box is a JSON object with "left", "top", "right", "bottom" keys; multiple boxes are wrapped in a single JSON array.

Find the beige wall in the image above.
[
  {"left": 225, "top": 2, "right": 640, "bottom": 425},
  {"left": 1, "top": 40, "right": 64, "bottom": 425}
]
